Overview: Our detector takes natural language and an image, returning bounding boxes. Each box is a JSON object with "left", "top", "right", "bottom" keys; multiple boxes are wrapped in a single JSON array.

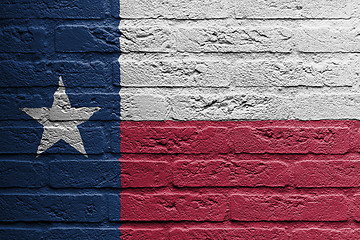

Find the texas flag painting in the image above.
[{"left": 2, "top": 0, "right": 360, "bottom": 239}]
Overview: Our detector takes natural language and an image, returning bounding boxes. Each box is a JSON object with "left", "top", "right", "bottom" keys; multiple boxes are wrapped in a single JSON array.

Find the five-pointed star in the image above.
[{"left": 22, "top": 77, "right": 100, "bottom": 157}]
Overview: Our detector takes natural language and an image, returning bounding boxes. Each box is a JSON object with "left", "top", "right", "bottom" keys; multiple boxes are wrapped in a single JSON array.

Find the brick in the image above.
[
  {"left": 229, "top": 126, "right": 352, "bottom": 154},
  {"left": 352, "top": 195, "right": 360, "bottom": 221},
  {"left": 352, "top": 230, "right": 360, "bottom": 238},
  {"left": 50, "top": 161, "right": 121, "bottom": 188},
  {"left": 120, "top": 91, "right": 360, "bottom": 121},
  {"left": 0, "top": 228, "right": 121, "bottom": 239},
  {"left": 108, "top": 126, "right": 121, "bottom": 153},
  {"left": 121, "top": 161, "right": 170, "bottom": 188},
  {"left": 1, "top": 93, "right": 119, "bottom": 121},
  {"left": 0, "top": 127, "right": 105, "bottom": 154},
  {"left": 173, "top": 160, "right": 289, "bottom": 187},
  {"left": 112, "top": 61, "right": 120, "bottom": 86},
  {"left": 120, "top": 26, "right": 293, "bottom": 53},
  {"left": 0, "top": 94, "right": 47, "bottom": 121},
  {"left": 234, "top": 0, "right": 355, "bottom": 19},
  {"left": 170, "top": 228, "right": 287, "bottom": 240},
  {"left": 167, "top": 94, "right": 291, "bottom": 121},
  {"left": 294, "top": 161, "right": 360, "bottom": 187},
  {"left": 0, "top": 161, "right": 46, "bottom": 188},
  {"left": 120, "top": 0, "right": 229, "bottom": 19},
  {"left": 120, "top": 94, "right": 168, "bottom": 121},
  {"left": 0, "top": 61, "right": 109, "bottom": 88},
  {"left": 232, "top": 60, "right": 357, "bottom": 87},
  {"left": 0, "top": 0, "right": 105, "bottom": 19},
  {"left": 293, "top": 94, "right": 360, "bottom": 120},
  {"left": 47, "top": 228, "right": 120, "bottom": 240},
  {"left": 0, "top": 27, "right": 50, "bottom": 53},
  {"left": 120, "top": 59, "right": 357, "bottom": 88},
  {"left": 120, "top": 26, "right": 360, "bottom": 54},
  {"left": 112, "top": 0, "right": 120, "bottom": 18},
  {"left": 0, "top": 229, "right": 44, "bottom": 239},
  {"left": 296, "top": 28, "right": 360, "bottom": 53},
  {"left": 121, "top": 126, "right": 229, "bottom": 153},
  {"left": 0, "top": 194, "right": 106, "bottom": 222},
  {"left": 119, "top": 59, "right": 231, "bottom": 87},
  {"left": 120, "top": 229, "right": 167, "bottom": 240},
  {"left": 292, "top": 229, "right": 353, "bottom": 240},
  {"left": 56, "top": 26, "right": 120, "bottom": 53},
  {"left": 230, "top": 194, "right": 349, "bottom": 221},
  {"left": 116, "top": 194, "right": 226, "bottom": 221},
  {"left": 0, "top": 127, "right": 41, "bottom": 154}
]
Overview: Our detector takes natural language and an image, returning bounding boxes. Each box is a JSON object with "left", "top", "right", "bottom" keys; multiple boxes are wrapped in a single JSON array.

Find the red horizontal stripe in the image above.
[{"left": 120, "top": 120, "right": 360, "bottom": 230}]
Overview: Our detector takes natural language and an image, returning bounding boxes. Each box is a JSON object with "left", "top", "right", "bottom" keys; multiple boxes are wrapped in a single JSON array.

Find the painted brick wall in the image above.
[
  {"left": 2, "top": 0, "right": 360, "bottom": 239},
  {"left": 120, "top": 121, "right": 360, "bottom": 238},
  {"left": 0, "top": 0, "right": 120, "bottom": 239},
  {"left": 119, "top": 0, "right": 360, "bottom": 239},
  {"left": 120, "top": 0, "right": 360, "bottom": 121}
]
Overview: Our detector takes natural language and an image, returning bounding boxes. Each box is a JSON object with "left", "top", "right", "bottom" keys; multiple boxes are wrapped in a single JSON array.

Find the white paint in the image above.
[
  {"left": 119, "top": 0, "right": 358, "bottom": 19},
  {"left": 22, "top": 77, "right": 100, "bottom": 156},
  {"left": 119, "top": 0, "right": 360, "bottom": 121}
]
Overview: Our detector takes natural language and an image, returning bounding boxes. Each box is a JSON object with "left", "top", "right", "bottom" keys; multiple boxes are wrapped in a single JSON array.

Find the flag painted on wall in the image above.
[{"left": 2, "top": 0, "right": 360, "bottom": 239}]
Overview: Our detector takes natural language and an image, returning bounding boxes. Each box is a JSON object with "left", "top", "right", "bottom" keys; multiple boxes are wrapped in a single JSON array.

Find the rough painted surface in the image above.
[
  {"left": 3, "top": 0, "right": 360, "bottom": 239},
  {"left": 120, "top": 120, "right": 360, "bottom": 235},
  {"left": 119, "top": 0, "right": 360, "bottom": 237},
  {"left": 120, "top": 1, "right": 360, "bottom": 122},
  {"left": 0, "top": 0, "right": 120, "bottom": 239}
]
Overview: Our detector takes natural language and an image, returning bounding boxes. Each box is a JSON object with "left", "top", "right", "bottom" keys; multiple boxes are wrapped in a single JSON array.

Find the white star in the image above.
[{"left": 22, "top": 76, "right": 100, "bottom": 157}]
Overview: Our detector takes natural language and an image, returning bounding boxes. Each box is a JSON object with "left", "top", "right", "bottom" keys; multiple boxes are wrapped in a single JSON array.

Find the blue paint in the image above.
[
  {"left": 0, "top": 228, "right": 121, "bottom": 240},
  {"left": 0, "top": 27, "right": 50, "bottom": 53},
  {"left": 0, "top": 195, "right": 107, "bottom": 222},
  {"left": 50, "top": 161, "right": 122, "bottom": 188},
  {"left": 108, "top": 194, "right": 122, "bottom": 221},
  {"left": 0, "top": 161, "right": 46, "bottom": 188},
  {"left": 56, "top": 26, "right": 120, "bottom": 53},
  {"left": 0, "top": 0, "right": 121, "bottom": 238},
  {"left": 0, "top": 0, "right": 105, "bottom": 19},
  {"left": 48, "top": 228, "right": 121, "bottom": 240},
  {"left": 0, "top": 61, "right": 110, "bottom": 87}
]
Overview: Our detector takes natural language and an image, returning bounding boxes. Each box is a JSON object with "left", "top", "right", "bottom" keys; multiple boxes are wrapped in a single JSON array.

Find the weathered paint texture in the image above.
[
  {"left": 120, "top": 120, "right": 360, "bottom": 236},
  {"left": 119, "top": 0, "right": 360, "bottom": 238},
  {"left": 3, "top": 0, "right": 360, "bottom": 239},
  {"left": 0, "top": 0, "right": 121, "bottom": 239}
]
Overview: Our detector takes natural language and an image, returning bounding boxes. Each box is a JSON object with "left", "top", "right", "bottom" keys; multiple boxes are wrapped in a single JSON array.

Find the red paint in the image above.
[
  {"left": 121, "top": 194, "right": 226, "bottom": 221},
  {"left": 121, "top": 126, "right": 229, "bottom": 154},
  {"left": 352, "top": 195, "right": 360, "bottom": 221},
  {"left": 230, "top": 126, "right": 351, "bottom": 154},
  {"left": 120, "top": 229, "right": 167, "bottom": 240},
  {"left": 170, "top": 228, "right": 287, "bottom": 240},
  {"left": 230, "top": 194, "right": 349, "bottom": 221},
  {"left": 293, "top": 161, "right": 360, "bottom": 187},
  {"left": 121, "top": 161, "right": 170, "bottom": 188},
  {"left": 292, "top": 229, "right": 358, "bottom": 240},
  {"left": 173, "top": 160, "right": 289, "bottom": 187},
  {"left": 120, "top": 120, "right": 360, "bottom": 237},
  {"left": 121, "top": 120, "right": 357, "bottom": 154}
]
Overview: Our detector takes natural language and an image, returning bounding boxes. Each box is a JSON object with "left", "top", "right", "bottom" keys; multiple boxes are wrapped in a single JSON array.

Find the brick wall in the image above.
[
  {"left": 120, "top": 0, "right": 360, "bottom": 121},
  {"left": 120, "top": 0, "right": 360, "bottom": 239},
  {"left": 2, "top": 0, "right": 360, "bottom": 239},
  {"left": 120, "top": 120, "right": 360, "bottom": 238},
  {"left": 0, "top": 0, "right": 120, "bottom": 239}
]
